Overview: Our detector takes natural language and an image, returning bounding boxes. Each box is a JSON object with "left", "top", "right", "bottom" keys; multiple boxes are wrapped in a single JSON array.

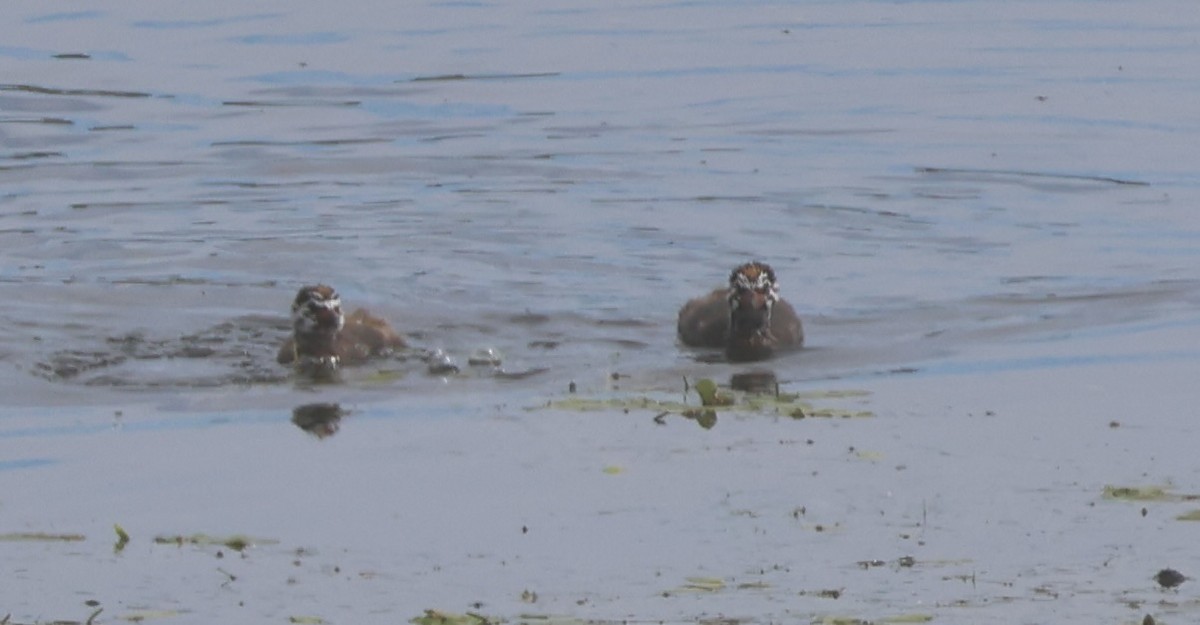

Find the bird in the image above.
[
  {"left": 277, "top": 284, "right": 406, "bottom": 376},
  {"left": 677, "top": 261, "right": 804, "bottom": 362}
]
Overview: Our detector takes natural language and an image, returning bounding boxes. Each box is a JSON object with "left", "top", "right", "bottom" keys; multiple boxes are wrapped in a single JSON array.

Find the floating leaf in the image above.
[
  {"left": 1176, "top": 509, "right": 1200, "bottom": 521},
  {"left": 678, "top": 576, "right": 725, "bottom": 593},
  {"left": 114, "top": 523, "right": 130, "bottom": 553},
  {"left": 289, "top": 617, "right": 327, "bottom": 624},
  {"left": 601, "top": 465, "right": 623, "bottom": 475}
]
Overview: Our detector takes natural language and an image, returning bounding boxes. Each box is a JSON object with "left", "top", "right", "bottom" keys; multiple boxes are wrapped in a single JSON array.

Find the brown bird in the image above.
[
  {"left": 277, "top": 285, "right": 407, "bottom": 376},
  {"left": 677, "top": 261, "right": 804, "bottom": 362}
]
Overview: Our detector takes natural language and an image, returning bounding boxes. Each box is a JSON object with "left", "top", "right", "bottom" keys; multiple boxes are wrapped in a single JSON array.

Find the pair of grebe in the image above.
[{"left": 278, "top": 261, "right": 803, "bottom": 374}]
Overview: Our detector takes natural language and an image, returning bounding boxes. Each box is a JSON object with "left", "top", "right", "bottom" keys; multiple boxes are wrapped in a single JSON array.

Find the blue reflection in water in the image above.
[
  {"left": 133, "top": 14, "right": 280, "bottom": 30},
  {"left": 919, "top": 348, "right": 1200, "bottom": 378},
  {"left": 0, "top": 402, "right": 465, "bottom": 441},
  {"left": 25, "top": 10, "right": 104, "bottom": 24},
  {"left": 0, "top": 458, "right": 57, "bottom": 472},
  {"left": 233, "top": 32, "right": 350, "bottom": 45}
]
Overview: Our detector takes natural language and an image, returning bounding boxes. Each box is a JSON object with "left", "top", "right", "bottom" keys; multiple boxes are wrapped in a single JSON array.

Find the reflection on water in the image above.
[
  {"left": 291, "top": 402, "right": 345, "bottom": 438},
  {"left": 729, "top": 370, "right": 778, "bottom": 394}
]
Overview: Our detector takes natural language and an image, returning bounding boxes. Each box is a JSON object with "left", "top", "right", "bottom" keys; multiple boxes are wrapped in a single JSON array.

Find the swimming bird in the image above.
[
  {"left": 677, "top": 261, "right": 803, "bottom": 361},
  {"left": 277, "top": 284, "right": 406, "bottom": 375}
]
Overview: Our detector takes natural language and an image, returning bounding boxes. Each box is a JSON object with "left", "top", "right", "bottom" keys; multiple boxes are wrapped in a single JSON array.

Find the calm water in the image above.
[{"left": 2, "top": 1, "right": 1200, "bottom": 623}]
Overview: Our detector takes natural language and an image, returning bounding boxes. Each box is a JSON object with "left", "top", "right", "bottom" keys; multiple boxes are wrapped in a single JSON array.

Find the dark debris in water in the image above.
[
  {"left": 1154, "top": 568, "right": 1187, "bottom": 589},
  {"left": 409, "top": 71, "right": 560, "bottom": 83},
  {"left": 0, "top": 83, "right": 152, "bottom": 98}
]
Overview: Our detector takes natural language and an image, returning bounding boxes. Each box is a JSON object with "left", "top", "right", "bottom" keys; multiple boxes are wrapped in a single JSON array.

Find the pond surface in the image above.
[{"left": 2, "top": 1, "right": 1200, "bottom": 623}]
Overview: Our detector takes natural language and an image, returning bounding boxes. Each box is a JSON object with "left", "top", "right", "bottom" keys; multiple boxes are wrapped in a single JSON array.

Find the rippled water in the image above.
[{"left": 3, "top": 2, "right": 1200, "bottom": 623}]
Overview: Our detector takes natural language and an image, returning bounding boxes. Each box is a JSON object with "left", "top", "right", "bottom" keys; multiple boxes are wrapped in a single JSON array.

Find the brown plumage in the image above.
[
  {"left": 677, "top": 261, "right": 803, "bottom": 362},
  {"left": 277, "top": 285, "right": 406, "bottom": 373}
]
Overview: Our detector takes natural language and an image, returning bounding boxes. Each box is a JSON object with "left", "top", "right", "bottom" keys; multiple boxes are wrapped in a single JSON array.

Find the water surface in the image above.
[{"left": 2, "top": 1, "right": 1199, "bottom": 623}]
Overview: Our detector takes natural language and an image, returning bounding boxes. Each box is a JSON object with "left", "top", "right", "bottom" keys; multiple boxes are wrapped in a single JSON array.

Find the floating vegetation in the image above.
[
  {"left": 880, "top": 615, "right": 935, "bottom": 623},
  {"left": 114, "top": 524, "right": 130, "bottom": 553},
  {"left": 548, "top": 396, "right": 690, "bottom": 413},
  {"left": 152, "top": 533, "right": 276, "bottom": 551},
  {"left": 812, "top": 617, "right": 868, "bottom": 625},
  {"left": 288, "top": 617, "right": 327, "bottom": 624},
  {"left": 1176, "top": 510, "right": 1200, "bottom": 521},
  {"left": 410, "top": 610, "right": 501, "bottom": 625},
  {"left": 695, "top": 378, "right": 733, "bottom": 407},
  {"left": 1102, "top": 485, "right": 1200, "bottom": 503},
  {"left": 681, "top": 408, "right": 718, "bottom": 429},
  {"left": 852, "top": 449, "right": 886, "bottom": 462},
  {"left": 0, "top": 531, "right": 85, "bottom": 542},
  {"left": 673, "top": 576, "right": 726, "bottom": 593},
  {"left": 541, "top": 378, "right": 872, "bottom": 422}
]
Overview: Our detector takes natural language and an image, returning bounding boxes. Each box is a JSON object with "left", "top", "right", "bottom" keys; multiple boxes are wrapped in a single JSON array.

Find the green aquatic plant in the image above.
[
  {"left": 114, "top": 524, "right": 130, "bottom": 553},
  {"left": 541, "top": 378, "right": 873, "bottom": 422},
  {"left": 662, "top": 575, "right": 728, "bottom": 595},
  {"left": 0, "top": 531, "right": 85, "bottom": 542},
  {"left": 1101, "top": 485, "right": 1200, "bottom": 502},
  {"left": 152, "top": 533, "right": 276, "bottom": 551},
  {"left": 694, "top": 379, "right": 733, "bottom": 406},
  {"left": 880, "top": 615, "right": 935, "bottom": 623},
  {"left": 411, "top": 610, "right": 501, "bottom": 625}
]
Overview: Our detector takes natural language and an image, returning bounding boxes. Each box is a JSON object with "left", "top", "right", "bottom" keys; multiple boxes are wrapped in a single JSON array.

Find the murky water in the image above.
[{"left": 2, "top": 1, "right": 1200, "bottom": 623}]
